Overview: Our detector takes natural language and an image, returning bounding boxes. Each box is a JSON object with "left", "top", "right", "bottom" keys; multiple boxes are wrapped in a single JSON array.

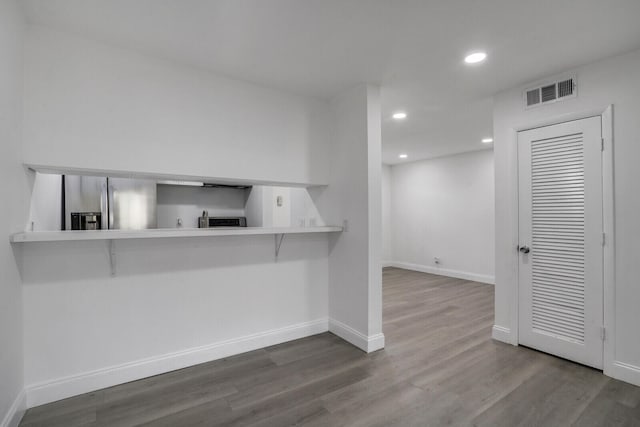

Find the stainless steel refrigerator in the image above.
[{"left": 64, "top": 175, "right": 157, "bottom": 230}]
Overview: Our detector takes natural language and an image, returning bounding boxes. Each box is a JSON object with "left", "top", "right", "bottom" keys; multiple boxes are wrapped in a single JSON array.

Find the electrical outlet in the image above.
[
  {"left": 434, "top": 257, "right": 440, "bottom": 265},
  {"left": 342, "top": 219, "right": 349, "bottom": 232}
]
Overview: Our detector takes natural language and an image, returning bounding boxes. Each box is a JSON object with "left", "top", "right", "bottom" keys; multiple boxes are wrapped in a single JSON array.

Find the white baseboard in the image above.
[
  {"left": 381, "top": 260, "right": 394, "bottom": 268},
  {"left": 387, "top": 261, "right": 495, "bottom": 285},
  {"left": 25, "top": 318, "right": 329, "bottom": 408},
  {"left": 491, "top": 325, "right": 514, "bottom": 345},
  {"left": 609, "top": 361, "right": 640, "bottom": 387},
  {"left": 1, "top": 389, "right": 25, "bottom": 427},
  {"left": 329, "top": 318, "right": 385, "bottom": 353}
]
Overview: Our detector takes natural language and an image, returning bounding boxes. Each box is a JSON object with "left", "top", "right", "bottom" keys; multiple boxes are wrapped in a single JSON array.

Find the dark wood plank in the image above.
[{"left": 20, "top": 267, "right": 640, "bottom": 427}]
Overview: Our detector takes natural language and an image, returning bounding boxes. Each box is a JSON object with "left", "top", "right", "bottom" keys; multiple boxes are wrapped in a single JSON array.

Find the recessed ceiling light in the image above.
[
  {"left": 399, "top": 153, "right": 408, "bottom": 159},
  {"left": 464, "top": 51, "right": 487, "bottom": 64},
  {"left": 392, "top": 112, "right": 407, "bottom": 120},
  {"left": 481, "top": 137, "right": 493, "bottom": 144}
]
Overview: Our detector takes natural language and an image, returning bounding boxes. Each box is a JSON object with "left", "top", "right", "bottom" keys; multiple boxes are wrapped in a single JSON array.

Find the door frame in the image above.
[{"left": 507, "top": 105, "right": 614, "bottom": 375}]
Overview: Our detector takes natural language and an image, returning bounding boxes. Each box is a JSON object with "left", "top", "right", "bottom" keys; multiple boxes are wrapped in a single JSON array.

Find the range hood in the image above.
[{"left": 157, "top": 180, "right": 251, "bottom": 189}]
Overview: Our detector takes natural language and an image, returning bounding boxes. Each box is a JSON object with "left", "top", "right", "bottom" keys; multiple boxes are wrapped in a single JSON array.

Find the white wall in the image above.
[
  {"left": 267, "top": 187, "right": 292, "bottom": 227},
  {"left": 387, "top": 150, "right": 495, "bottom": 284},
  {"left": 381, "top": 164, "right": 392, "bottom": 265},
  {"left": 22, "top": 235, "right": 328, "bottom": 406},
  {"left": 0, "top": 1, "right": 27, "bottom": 425},
  {"left": 318, "top": 84, "right": 384, "bottom": 352},
  {"left": 18, "top": 25, "right": 338, "bottom": 407},
  {"left": 493, "top": 49, "right": 640, "bottom": 386},
  {"left": 290, "top": 188, "right": 325, "bottom": 228},
  {"left": 23, "top": 26, "right": 331, "bottom": 185}
]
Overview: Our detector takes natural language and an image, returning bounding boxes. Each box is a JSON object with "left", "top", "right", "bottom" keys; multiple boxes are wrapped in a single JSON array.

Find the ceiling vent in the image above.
[{"left": 524, "top": 76, "right": 577, "bottom": 109}]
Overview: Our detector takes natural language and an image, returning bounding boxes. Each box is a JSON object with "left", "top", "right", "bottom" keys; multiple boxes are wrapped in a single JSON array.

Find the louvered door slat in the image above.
[
  {"left": 532, "top": 143, "right": 583, "bottom": 154},
  {"left": 533, "top": 223, "right": 584, "bottom": 230},
  {"left": 532, "top": 293, "right": 584, "bottom": 309},
  {"left": 532, "top": 275, "right": 584, "bottom": 287},
  {"left": 531, "top": 148, "right": 584, "bottom": 161},
  {"left": 532, "top": 304, "right": 585, "bottom": 323},
  {"left": 532, "top": 158, "right": 584, "bottom": 167},
  {"left": 533, "top": 251, "right": 584, "bottom": 262},
  {"left": 532, "top": 161, "right": 583, "bottom": 171},
  {"left": 533, "top": 284, "right": 584, "bottom": 299}
]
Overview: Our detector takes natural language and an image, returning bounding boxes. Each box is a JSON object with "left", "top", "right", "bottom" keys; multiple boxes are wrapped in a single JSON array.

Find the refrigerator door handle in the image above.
[
  {"left": 107, "top": 181, "right": 115, "bottom": 230},
  {"left": 101, "top": 180, "right": 109, "bottom": 230}
]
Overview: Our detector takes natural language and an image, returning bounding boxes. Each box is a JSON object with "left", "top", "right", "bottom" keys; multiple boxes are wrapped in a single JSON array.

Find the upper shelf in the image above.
[
  {"left": 25, "top": 163, "right": 329, "bottom": 188},
  {"left": 10, "top": 226, "right": 343, "bottom": 243}
]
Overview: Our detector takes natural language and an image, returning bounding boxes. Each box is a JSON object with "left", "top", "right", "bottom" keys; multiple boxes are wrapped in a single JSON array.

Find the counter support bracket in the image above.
[
  {"left": 274, "top": 234, "right": 285, "bottom": 261},
  {"left": 108, "top": 239, "right": 116, "bottom": 276}
]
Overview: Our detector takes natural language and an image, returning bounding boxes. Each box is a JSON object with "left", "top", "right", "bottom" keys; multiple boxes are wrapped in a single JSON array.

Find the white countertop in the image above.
[{"left": 10, "top": 226, "right": 343, "bottom": 243}]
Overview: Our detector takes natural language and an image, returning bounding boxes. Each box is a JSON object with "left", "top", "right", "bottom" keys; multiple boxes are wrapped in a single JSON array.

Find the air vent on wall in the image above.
[
  {"left": 540, "top": 84, "right": 557, "bottom": 102},
  {"left": 524, "top": 76, "right": 576, "bottom": 109},
  {"left": 526, "top": 88, "right": 540, "bottom": 106},
  {"left": 557, "top": 78, "right": 574, "bottom": 98}
]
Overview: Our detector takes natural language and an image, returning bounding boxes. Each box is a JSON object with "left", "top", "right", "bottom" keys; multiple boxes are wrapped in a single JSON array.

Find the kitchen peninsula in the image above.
[{"left": 5, "top": 19, "right": 382, "bottom": 414}]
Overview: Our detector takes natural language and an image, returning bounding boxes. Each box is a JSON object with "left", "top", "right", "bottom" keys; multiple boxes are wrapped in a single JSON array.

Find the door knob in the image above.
[{"left": 519, "top": 245, "right": 530, "bottom": 254}]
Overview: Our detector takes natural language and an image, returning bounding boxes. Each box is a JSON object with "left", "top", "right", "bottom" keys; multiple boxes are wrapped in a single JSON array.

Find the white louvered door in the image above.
[{"left": 517, "top": 116, "right": 603, "bottom": 369}]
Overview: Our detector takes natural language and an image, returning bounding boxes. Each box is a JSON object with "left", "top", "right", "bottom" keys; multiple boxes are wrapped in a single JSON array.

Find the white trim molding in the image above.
[
  {"left": 25, "top": 318, "right": 329, "bottom": 408},
  {"left": 0, "top": 389, "right": 25, "bottom": 427},
  {"left": 601, "top": 105, "right": 616, "bottom": 379},
  {"left": 388, "top": 261, "right": 495, "bottom": 285},
  {"left": 329, "top": 319, "right": 385, "bottom": 353},
  {"left": 491, "top": 325, "right": 514, "bottom": 345},
  {"left": 609, "top": 361, "right": 640, "bottom": 388}
]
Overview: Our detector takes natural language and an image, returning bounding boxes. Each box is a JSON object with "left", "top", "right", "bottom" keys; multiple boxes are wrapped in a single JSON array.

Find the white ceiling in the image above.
[{"left": 22, "top": 0, "right": 640, "bottom": 164}]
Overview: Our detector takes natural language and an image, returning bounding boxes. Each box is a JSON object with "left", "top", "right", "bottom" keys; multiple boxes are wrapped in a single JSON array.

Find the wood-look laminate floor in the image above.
[{"left": 21, "top": 268, "right": 640, "bottom": 426}]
